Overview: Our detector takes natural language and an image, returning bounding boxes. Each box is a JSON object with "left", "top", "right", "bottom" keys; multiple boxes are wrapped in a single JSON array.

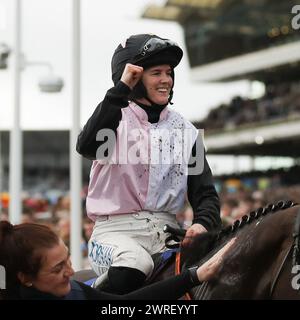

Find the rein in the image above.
[
  {"left": 164, "top": 224, "right": 186, "bottom": 249},
  {"left": 164, "top": 224, "right": 211, "bottom": 300},
  {"left": 175, "top": 250, "right": 209, "bottom": 300},
  {"left": 175, "top": 252, "right": 192, "bottom": 300}
]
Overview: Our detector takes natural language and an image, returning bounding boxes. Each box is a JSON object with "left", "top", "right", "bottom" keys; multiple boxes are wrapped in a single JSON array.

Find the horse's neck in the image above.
[{"left": 197, "top": 207, "right": 300, "bottom": 299}]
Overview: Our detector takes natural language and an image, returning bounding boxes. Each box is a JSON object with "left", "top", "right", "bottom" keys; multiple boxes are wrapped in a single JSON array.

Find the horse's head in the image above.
[{"left": 183, "top": 201, "right": 300, "bottom": 299}]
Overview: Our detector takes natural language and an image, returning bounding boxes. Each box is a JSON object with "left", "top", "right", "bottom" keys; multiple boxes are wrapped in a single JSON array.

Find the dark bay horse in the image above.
[
  {"left": 179, "top": 200, "right": 300, "bottom": 299},
  {"left": 74, "top": 201, "right": 300, "bottom": 299}
]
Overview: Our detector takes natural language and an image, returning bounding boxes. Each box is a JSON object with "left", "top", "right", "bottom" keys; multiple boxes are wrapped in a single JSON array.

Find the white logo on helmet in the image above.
[{"left": 120, "top": 38, "right": 128, "bottom": 48}]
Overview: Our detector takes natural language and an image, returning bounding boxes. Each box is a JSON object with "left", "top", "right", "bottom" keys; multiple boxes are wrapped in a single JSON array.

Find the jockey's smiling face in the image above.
[
  {"left": 138, "top": 64, "right": 173, "bottom": 106},
  {"left": 18, "top": 240, "right": 74, "bottom": 297}
]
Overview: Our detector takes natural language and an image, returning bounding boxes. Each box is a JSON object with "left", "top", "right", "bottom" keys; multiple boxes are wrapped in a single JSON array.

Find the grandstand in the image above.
[
  {"left": 142, "top": 0, "right": 300, "bottom": 158},
  {"left": 1, "top": 0, "right": 299, "bottom": 206},
  {"left": 0, "top": 131, "right": 91, "bottom": 194},
  {"left": 141, "top": 0, "right": 300, "bottom": 218}
]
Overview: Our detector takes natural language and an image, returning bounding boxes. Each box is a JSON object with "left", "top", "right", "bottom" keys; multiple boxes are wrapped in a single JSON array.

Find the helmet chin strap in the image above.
[{"left": 143, "top": 96, "right": 169, "bottom": 108}]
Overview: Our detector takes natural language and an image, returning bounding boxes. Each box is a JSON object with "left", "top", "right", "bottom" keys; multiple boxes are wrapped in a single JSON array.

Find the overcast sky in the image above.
[{"left": 0, "top": 0, "right": 252, "bottom": 130}]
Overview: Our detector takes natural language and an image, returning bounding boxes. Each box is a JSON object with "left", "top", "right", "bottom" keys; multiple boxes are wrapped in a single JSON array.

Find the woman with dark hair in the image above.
[{"left": 0, "top": 221, "right": 235, "bottom": 300}]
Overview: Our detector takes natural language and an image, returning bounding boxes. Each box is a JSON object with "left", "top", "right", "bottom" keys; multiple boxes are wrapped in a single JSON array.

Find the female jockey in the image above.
[{"left": 76, "top": 34, "right": 221, "bottom": 294}]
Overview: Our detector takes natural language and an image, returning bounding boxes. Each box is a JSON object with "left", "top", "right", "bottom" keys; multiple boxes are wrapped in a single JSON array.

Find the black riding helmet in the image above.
[{"left": 111, "top": 34, "right": 183, "bottom": 105}]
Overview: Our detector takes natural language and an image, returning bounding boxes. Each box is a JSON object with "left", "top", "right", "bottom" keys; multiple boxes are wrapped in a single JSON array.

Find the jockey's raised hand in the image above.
[
  {"left": 120, "top": 63, "right": 143, "bottom": 90},
  {"left": 182, "top": 223, "right": 207, "bottom": 247}
]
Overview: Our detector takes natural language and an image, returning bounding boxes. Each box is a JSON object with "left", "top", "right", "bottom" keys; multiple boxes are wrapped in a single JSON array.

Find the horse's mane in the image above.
[
  {"left": 218, "top": 200, "right": 296, "bottom": 241},
  {"left": 182, "top": 200, "right": 297, "bottom": 267}
]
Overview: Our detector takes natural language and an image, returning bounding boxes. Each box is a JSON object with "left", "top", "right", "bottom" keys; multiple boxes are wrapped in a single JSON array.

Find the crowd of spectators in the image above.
[
  {"left": 177, "top": 165, "right": 300, "bottom": 227},
  {"left": 195, "top": 81, "right": 300, "bottom": 131},
  {"left": 0, "top": 192, "right": 93, "bottom": 269},
  {"left": 2, "top": 166, "right": 299, "bottom": 253},
  {"left": 219, "top": 184, "right": 300, "bottom": 226}
]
